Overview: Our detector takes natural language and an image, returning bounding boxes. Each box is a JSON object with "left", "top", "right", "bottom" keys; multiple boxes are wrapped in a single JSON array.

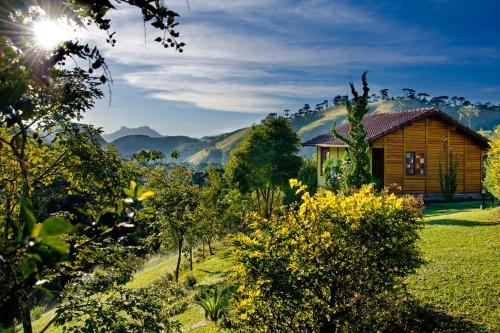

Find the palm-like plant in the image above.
[{"left": 196, "top": 288, "right": 226, "bottom": 321}]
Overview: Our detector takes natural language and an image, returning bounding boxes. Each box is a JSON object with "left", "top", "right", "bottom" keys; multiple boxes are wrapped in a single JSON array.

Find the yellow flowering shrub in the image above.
[
  {"left": 230, "top": 181, "right": 423, "bottom": 332},
  {"left": 485, "top": 126, "right": 500, "bottom": 199}
]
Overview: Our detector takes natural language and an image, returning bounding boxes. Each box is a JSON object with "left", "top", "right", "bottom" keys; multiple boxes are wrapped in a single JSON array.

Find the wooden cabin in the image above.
[{"left": 302, "top": 108, "right": 490, "bottom": 197}]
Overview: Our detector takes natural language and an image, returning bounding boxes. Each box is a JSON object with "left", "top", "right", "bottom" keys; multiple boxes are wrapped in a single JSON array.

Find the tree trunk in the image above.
[
  {"left": 189, "top": 245, "right": 193, "bottom": 271},
  {"left": 208, "top": 240, "right": 215, "bottom": 255},
  {"left": 19, "top": 292, "right": 33, "bottom": 333},
  {"left": 202, "top": 241, "right": 205, "bottom": 259},
  {"left": 175, "top": 237, "right": 183, "bottom": 282}
]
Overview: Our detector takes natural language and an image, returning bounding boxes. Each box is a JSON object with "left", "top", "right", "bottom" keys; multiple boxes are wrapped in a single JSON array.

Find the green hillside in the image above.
[
  {"left": 109, "top": 135, "right": 207, "bottom": 162},
  {"left": 110, "top": 100, "right": 499, "bottom": 165},
  {"left": 185, "top": 128, "right": 249, "bottom": 165}
]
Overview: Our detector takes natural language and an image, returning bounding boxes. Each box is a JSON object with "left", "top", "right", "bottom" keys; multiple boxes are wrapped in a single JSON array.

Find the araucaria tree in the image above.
[
  {"left": 457, "top": 105, "right": 480, "bottom": 128},
  {"left": 332, "top": 72, "right": 373, "bottom": 188},
  {"left": 225, "top": 116, "right": 302, "bottom": 218}
]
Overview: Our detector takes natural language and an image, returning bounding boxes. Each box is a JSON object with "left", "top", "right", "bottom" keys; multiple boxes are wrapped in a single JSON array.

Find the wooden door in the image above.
[{"left": 372, "top": 148, "right": 384, "bottom": 188}]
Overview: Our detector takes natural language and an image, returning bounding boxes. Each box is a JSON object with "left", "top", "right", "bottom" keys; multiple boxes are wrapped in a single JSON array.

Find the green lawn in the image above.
[
  {"left": 407, "top": 201, "right": 499, "bottom": 332},
  {"left": 31, "top": 201, "right": 499, "bottom": 332}
]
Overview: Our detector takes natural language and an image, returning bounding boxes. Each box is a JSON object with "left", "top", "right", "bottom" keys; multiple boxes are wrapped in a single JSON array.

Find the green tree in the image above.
[
  {"left": 332, "top": 72, "right": 373, "bottom": 188},
  {"left": 195, "top": 167, "right": 226, "bottom": 256},
  {"left": 147, "top": 166, "right": 199, "bottom": 282},
  {"left": 231, "top": 182, "right": 423, "bottom": 332},
  {"left": 225, "top": 116, "right": 302, "bottom": 218},
  {"left": 195, "top": 166, "right": 250, "bottom": 256}
]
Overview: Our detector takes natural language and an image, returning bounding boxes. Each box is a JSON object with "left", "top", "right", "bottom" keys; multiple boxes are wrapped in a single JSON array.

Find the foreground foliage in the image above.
[
  {"left": 231, "top": 183, "right": 424, "bottom": 332},
  {"left": 196, "top": 288, "right": 227, "bottom": 322}
]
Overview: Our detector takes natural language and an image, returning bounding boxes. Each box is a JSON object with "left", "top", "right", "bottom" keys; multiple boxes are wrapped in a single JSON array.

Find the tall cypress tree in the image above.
[{"left": 332, "top": 71, "right": 373, "bottom": 188}]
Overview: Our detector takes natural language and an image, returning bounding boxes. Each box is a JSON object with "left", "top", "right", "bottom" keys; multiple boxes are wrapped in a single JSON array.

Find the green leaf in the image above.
[
  {"left": 138, "top": 190, "right": 154, "bottom": 201},
  {"left": 39, "top": 217, "right": 73, "bottom": 237},
  {"left": 20, "top": 259, "right": 38, "bottom": 279},
  {"left": 123, "top": 180, "right": 136, "bottom": 198},
  {"left": 40, "top": 236, "right": 70, "bottom": 255},
  {"left": 31, "top": 223, "right": 43, "bottom": 239},
  {"left": 21, "top": 198, "right": 37, "bottom": 236},
  {"left": 134, "top": 182, "right": 141, "bottom": 199}
]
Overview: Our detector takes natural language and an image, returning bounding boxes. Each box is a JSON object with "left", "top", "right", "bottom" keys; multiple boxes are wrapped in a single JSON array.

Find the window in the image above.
[
  {"left": 406, "top": 152, "right": 425, "bottom": 176},
  {"left": 320, "top": 147, "right": 330, "bottom": 174}
]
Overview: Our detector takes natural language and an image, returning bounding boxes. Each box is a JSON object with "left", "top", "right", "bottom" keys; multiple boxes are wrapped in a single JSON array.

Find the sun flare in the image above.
[{"left": 33, "top": 19, "right": 80, "bottom": 50}]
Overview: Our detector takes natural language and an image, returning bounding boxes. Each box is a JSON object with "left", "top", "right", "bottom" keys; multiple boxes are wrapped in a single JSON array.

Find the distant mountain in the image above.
[
  {"left": 108, "top": 135, "right": 207, "bottom": 162},
  {"left": 109, "top": 100, "right": 499, "bottom": 165},
  {"left": 102, "top": 126, "right": 162, "bottom": 142}
]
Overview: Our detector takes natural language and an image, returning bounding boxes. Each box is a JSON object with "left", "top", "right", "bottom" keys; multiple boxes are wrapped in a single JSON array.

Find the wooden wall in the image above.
[{"left": 371, "top": 116, "right": 485, "bottom": 194}]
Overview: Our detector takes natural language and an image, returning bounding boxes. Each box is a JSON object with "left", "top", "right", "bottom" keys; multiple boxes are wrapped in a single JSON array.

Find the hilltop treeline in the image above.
[{"left": 284, "top": 88, "right": 499, "bottom": 119}]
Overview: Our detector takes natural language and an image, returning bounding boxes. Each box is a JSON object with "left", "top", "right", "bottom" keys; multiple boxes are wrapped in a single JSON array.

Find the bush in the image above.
[
  {"left": 30, "top": 304, "right": 47, "bottom": 321},
  {"left": 322, "top": 155, "right": 350, "bottom": 192},
  {"left": 284, "top": 158, "right": 318, "bottom": 204},
  {"left": 231, "top": 182, "right": 424, "bottom": 332},
  {"left": 196, "top": 287, "right": 226, "bottom": 322},
  {"left": 152, "top": 274, "right": 188, "bottom": 316},
  {"left": 184, "top": 274, "right": 197, "bottom": 289},
  {"left": 484, "top": 126, "right": 500, "bottom": 200}
]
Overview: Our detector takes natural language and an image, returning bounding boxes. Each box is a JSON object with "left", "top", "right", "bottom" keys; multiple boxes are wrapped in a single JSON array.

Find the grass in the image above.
[
  {"left": 407, "top": 201, "right": 499, "bottom": 332},
  {"left": 30, "top": 201, "right": 499, "bottom": 332}
]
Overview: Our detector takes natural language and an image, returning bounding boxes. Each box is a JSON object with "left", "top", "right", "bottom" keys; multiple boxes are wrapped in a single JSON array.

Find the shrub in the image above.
[
  {"left": 484, "top": 126, "right": 500, "bottom": 200},
  {"left": 231, "top": 182, "right": 423, "bottom": 332},
  {"left": 196, "top": 287, "right": 226, "bottom": 321},
  {"left": 184, "top": 274, "right": 197, "bottom": 289},
  {"left": 284, "top": 158, "right": 318, "bottom": 204},
  {"left": 322, "top": 155, "right": 350, "bottom": 192},
  {"left": 152, "top": 274, "right": 188, "bottom": 317},
  {"left": 30, "top": 304, "right": 47, "bottom": 321}
]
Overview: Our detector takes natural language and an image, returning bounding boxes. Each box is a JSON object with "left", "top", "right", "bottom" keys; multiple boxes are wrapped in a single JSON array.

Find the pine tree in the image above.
[{"left": 331, "top": 72, "right": 373, "bottom": 188}]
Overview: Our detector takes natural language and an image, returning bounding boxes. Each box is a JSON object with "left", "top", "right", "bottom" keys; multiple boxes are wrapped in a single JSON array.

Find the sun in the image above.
[{"left": 33, "top": 19, "right": 80, "bottom": 50}]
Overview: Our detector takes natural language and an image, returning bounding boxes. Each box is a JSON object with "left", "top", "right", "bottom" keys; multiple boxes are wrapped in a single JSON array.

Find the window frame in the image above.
[
  {"left": 320, "top": 147, "right": 330, "bottom": 175},
  {"left": 406, "top": 151, "right": 426, "bottom": 176}
]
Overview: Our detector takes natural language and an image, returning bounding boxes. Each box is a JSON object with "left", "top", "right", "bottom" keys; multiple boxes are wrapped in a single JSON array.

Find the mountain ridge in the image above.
[{"left": 102, "top": 126, "right": 162, "bottom": 142}]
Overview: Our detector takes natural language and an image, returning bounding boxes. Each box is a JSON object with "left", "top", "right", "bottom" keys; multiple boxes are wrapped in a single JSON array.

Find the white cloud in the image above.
[
  {"left": 123, "top": 65, "right": 342, "bottom": 113},
  {"left": 93, "top": 0, "right": 451, "bottom": 114}
]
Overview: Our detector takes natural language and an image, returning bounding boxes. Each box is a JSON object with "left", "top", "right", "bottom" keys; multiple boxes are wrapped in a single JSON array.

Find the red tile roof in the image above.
[{"left": 302, "top": 108, "right": 489, "bottom": 147}]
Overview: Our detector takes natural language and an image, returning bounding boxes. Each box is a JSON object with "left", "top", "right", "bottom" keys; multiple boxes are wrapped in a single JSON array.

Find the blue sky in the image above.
[{"left": 82, "top": 0, "right": 500, "bottom": 137}]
